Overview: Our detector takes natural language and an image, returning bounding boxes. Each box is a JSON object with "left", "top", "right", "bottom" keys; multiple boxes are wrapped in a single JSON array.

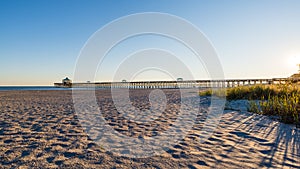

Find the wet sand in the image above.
[{"left": 0, "top": 89, "right": 299, "bottom": 168}]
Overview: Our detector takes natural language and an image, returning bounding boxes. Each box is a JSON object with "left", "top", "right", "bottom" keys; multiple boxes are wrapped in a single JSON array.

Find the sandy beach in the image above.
[{"left": 0, "top": 89, "right": 299, "bottom": 168}]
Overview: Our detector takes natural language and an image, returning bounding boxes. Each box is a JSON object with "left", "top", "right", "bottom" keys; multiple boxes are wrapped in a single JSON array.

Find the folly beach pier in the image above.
[{"left": 54, "top": 77, "right": 298, "bottom": 89}]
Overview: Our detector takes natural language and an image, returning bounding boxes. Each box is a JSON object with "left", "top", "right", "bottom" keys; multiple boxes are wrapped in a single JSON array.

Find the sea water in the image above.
[{"left": 0, "top": 86, "right": 72, "bottom": 91}]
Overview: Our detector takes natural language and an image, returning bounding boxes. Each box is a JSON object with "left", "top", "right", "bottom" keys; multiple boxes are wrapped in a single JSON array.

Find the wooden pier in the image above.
[{"left": 54, "top": 78, "right": 296, "bottom": 89}]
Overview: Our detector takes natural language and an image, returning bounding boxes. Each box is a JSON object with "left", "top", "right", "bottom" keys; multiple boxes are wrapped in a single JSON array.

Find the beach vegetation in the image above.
[{"left": 200, "top": 84, "right": 300, "bottom": 125}]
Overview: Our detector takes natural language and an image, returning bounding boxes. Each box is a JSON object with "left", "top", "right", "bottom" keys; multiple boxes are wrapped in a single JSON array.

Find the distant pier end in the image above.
[{"left": 54, "top": 77, "right": 72, "bottom": 88}]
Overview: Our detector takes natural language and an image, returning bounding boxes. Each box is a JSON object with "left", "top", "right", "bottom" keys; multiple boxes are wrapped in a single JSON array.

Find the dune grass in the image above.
[{"left": 200, "top": 85, "right": 300, "bottom": 125}]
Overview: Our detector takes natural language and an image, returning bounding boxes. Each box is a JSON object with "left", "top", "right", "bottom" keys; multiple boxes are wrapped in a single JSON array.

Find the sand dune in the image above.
[{"left": 0, "top": 89, "right": 299, "bottom": 168}]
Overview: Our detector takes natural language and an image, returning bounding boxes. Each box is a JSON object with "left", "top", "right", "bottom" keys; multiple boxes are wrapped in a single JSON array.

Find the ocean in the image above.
[{"left": 0, "top": 86, "right": 72, "bottom": 91}]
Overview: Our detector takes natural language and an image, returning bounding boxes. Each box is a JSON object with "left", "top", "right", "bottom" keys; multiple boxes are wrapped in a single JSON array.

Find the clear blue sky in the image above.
[{"left": 1, "top": 0, "right": 300, "bottom": 85}]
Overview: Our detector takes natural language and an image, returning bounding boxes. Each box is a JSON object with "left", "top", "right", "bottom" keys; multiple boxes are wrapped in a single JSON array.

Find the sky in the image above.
[{"left": 1, "top": 0, "right": 300, "bottom": 85}]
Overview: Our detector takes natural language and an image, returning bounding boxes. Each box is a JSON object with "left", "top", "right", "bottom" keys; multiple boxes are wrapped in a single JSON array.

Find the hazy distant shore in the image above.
[{"left": 0, "top": 89, "right": 299, "bottom": 168}]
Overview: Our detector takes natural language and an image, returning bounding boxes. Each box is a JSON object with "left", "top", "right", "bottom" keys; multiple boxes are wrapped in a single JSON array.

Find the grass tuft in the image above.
[{"left": 200, "top": 84, "right": 300, "bottom": 125}]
